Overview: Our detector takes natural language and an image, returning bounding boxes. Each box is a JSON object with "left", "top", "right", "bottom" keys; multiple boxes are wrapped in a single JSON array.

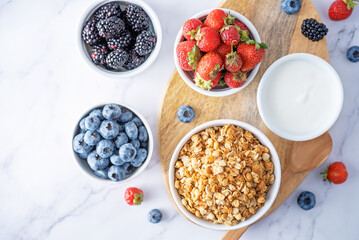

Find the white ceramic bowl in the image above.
[
  {"left": 257, "top": 53, "right": 344, "bottom": 141},
  {"left": 73, "top": 103, "right": 153, "bottom": 183},
  {"left": 168, "top": 119, "right": 281, "bottom": 230},
  {"left": 78, "top": 0, "right": 162, "bottom": 78},
  {"left": 174, "top": 8, "right": 262, "bottom": 97}
]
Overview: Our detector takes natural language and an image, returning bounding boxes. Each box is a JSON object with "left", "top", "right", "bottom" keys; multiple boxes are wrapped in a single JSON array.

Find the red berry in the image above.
[
  {"left": 237, "top": 41, "right": 267, "bottom": 71},
  {"left": 176, "top": 41, "right": 201, "bottom": 71},
  {"left": 234, "top": 20, "right": 249, "bottom": 31},
  {"left": 195, "top": 52, "right": 223, "bottom": 80},
  {"left": 224, "top": 71, "right": 246, "bottom": 88},
  {"left": 213, "top": 43, "right": 232, "bottom": 59},
  {"left": 204, "top": 9, "right": 227, "bottom": 31},
  {"left": 321, "top": 162, "right": 348, "bottom": 184},
  {"left": 225, "top": 50, "right": 243, "bottom": 73},
  {"left": 195, "top": 27, "right": 221, "bottom": 52},
  {"left": 194, "top": 70, "right": 222, "bottom": 90},
  {"left": 220, "top": 25, "right": 240, "bottom": 45},
  {"left": 182, "top": 18, "right": 205, "bottom": 40},
  {"left": 329, "top": 0, "right": 356, "bottom": 21},
  {"left": 124, "top": 187, "right": 143, "bottom": 205}
]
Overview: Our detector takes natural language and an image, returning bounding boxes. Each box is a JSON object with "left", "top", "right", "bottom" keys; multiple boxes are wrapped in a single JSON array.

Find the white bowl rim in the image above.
[
  {"left": 72, "top": 102, "right": 154, "bottom": 183},
  {"left": 168, "top": 119, "right": 281, "bottom": 230},
  {"left": 78, "top": 0, "right": 162, "bottom": 78},
  {"left": 174, "top": 8, "right": 262, "bottom": 97},
  {"left": 257, "top": 53, "right": 344, "bottom": 141}
]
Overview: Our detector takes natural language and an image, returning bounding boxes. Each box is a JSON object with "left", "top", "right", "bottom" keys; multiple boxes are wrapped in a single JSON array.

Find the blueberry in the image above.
[
  {"left": 131, "top": 148, "right": 147, "bottom": 167},
  {"left": 131, "top": 117, "right": 143, "bottom": 127},
  {"left": 297, "top": 191, "right": 316, "bottom": 210},
  {"left": 140, "top": 141, "right": 148, "bottom": 149},
  {"left": 78, "top": 151, "right": 90, "bottom": 160},
  {"left": 119, "top": 107, "right": 133, "bottom": 123},
  {"left": 281, "top": 0, "right": 302, "bottom": 15},
  {"left": 119, "top": 143, "right": 137, "bottom": 162},
  {"left": 84, "top": 130, "right": 101, "bottom": 146},
  {"left": 84, "top": 116, "right": 101, "bottom": 130},
  {"left": 115, "top": 132, "right": 128, "bottom": 148},
  {"left": 102, "top": 104, "right": 122, "bottom": 120},
  {"left": 108, "top": 165, "right": 126, "bottom": 182},
  {"left": 94, "top": 167, "right": 109, "bottom": 179},
  {"left": 87, "top": 151, "right": 110, "bottom": 170},
  {"left": 138, "top": 126, "right": 148, "bottom": 142},
  {"left": 117, "top": 123, "right": 124, "bottom": 132},
  {"left": 96, "top": 139, "right": 115, "bottom": 158},
  {"left": 131, "top": 139, "right": 140, "bottom": 150},
  {"left": 148, "top": 209, "right": 162, "bottom": 223},
  {"left": 110, "top": 154, "right": 125, "bottom": 165},
  {"left": 99, "top": 120, "right": 120, "bottom": 139},
  {"left": 89, "top": 108, "right": 105, "bottom": 120},
  {"left": 347, "top": 46, "right": 359, "bottom": 62},
  {"left": 125, "top": 122, "right": 138, "bottom": 140},
  {"left": 79, "top": 118, "right": 87, "bottom": 132},
  {"left": 73, "top": 133, "right": 93, "bottom": 154},
  {"left": 177, "top": 106, "right": 195, "bottom": 123},
  {"left": 122, "top": 162, "right": 136, "bottom": 176}
]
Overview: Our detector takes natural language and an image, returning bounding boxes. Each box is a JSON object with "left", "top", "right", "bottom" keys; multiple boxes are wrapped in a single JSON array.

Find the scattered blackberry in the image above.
[
  {"left": 91, "top": 44, "right": 108, "bottom": 65},
  {"left": 123, "top": 50, "right": 146, "bottom": 70},
  {"left": 106, "top": 49, "right": 129, "bottom": 69},
  {"left": 94, "top": 2, "right": 122, "bottom": 21},
  {"left": 135, "top": 30, "right": 156, "bottom": 56},
  {"left": 96, "top": 16, "right": 125, "bottom": 39},
  {"left": 82, "top": 19, "right": 101, "bottom": 46},
  {"left": 107, "top": 31, "right": 133, "bottom": 50},
  {"left": 301, "top": 18, "right": 328, "bottom": 42},
  {"left": 125, "top": 4, "right": 150, "bottom": 32}
]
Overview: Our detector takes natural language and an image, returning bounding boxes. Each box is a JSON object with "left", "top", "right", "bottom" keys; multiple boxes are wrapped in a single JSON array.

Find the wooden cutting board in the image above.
[{"left": 158, "top": 0, "right": 329, "bottom": 236}]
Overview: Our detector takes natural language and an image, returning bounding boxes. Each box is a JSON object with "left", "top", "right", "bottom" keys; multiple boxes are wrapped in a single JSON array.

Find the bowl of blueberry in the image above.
[
  {"left": 79, "top": 0, "right": 162, "bottom": 77},
  {"left": 72, "top": 103, "right": 153, "bottom": 182}
]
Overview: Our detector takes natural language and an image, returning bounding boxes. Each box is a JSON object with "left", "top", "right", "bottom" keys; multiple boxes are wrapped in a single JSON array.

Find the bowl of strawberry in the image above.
[{"left": 174, "top": 8, "right": 267, "bottom": 97}]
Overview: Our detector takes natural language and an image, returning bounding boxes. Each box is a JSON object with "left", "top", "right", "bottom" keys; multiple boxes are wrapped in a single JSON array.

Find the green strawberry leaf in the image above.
[
  {"left": 219, "top": 78, "right": 226, "bottom": 87},
  {"left": 259, "top": 43, "right": 268, "bottom": 49}
]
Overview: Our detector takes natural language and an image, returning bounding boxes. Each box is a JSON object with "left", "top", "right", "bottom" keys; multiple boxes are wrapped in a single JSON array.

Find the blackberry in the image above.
[
  {"left": 134, "top": 30, "right": 156, "bottom": 56},
  {"left": 106, "top": 49, "right": 129, "bottom": 69},
  {"left": 82, "top": 19, "right": 101, "bottom": 46},
  {"left": 107, "top": 31, "right": 133, "bottom": 50},
  {"left": 96, "top": 16, "right": 125, "bottom": 39},
  {"left": 91, "top": 44, "right": 108, "bottom": 65},
  {"left": 123, "top": 50, "right": 146, "bottom": 70},
  {"left": 301, "top": 18, "right": 328, "bottom": 42},
  {"left": 94, "top": 2, "right": 122, "bottom": 21},
  {"left": 125, "top": 4, "right": 150, "bottom": 32}
]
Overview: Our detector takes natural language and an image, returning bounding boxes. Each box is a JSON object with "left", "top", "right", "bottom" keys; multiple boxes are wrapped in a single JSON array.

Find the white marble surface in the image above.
[{"left": 0, "top": 0, "right": 358, "bottom": 239}]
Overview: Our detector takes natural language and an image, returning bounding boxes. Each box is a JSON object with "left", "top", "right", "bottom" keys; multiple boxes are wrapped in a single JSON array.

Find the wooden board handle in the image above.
[{"left": 221, "top": 227, "right": 248, "bottom": 240}]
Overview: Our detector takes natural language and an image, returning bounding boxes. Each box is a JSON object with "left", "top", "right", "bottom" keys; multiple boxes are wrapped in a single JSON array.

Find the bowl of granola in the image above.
[{"left": 168, "top": 119, "right": 281, "bottom": 230}]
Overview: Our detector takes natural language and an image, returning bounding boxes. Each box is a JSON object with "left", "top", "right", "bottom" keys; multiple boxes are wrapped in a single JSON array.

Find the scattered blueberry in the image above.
[
  {"left": 96, "top": 139, "right": 115, "bottom": 158},
  {"left": 103, "top": 104, "right": 122, "bottom": 120},
  {"left": 89, "top": 108, "right": 105, "bottom": 120},
  {"left": 87, "top": 151, "right": 110, "bottom": 170},
  {"left": 131, "top": 117, "right": 143, "bottom": 127},
  {"left": 94, "top": 168, "right": 109, "bottom": 179},
  {"left": 110, "top": 154, "right": 125, "bottom": 165},
  {"left": 131, "top": 148, "right": 147, "bottom": 167},
  {"left": 119, "top": 107, "right": 133, "bottom": 122},
  {"left": 297, "top": 191, "right": 316, "bottom": 210},
  {"left": 85, "top": 116, "right": 101, "bottom": 130},
  {"left": 125, "top": 122, "right": 138, "bottom": 140},
  {"left": 79, "top": 118, "right": 87, "bottom": 132},
  {"left": 108, "top": 165, "right": 126, "bottom": 181},
  {"left": 177, "top": 105, "right": 195, "bottom": 123},
  {"left": 138, "top": 126, "right": 148, "bottom": 142},
  {"left": 99, "top": 120, "right": 120, "bottom": 139},
  {"left": 281, "top": 0, "right": 302, "bottom": 15},
  {"left": 140, "top": 141, "right": 148, "bottom": 149},
  {"left": 115, "top": 132, "right": 128, "bottom": 148},
  {"left": 123, "top": 162, "right": 136, "bottom": 176},
  {"left": 78, "top": 151, "right": 90, "bottom": 160},
  {"left": 148, "top": 209, "right": 162, "bottom": 223},
  {"left": 119, "top": 143, "right": 137, "bottom": 162},
  {"left": 73, "top": 133, "right": 93, "bottom": 154},
  {"left": 347, "top": 46, "right": 359, "bottom": 63},
  {"left": 131, "top": 139, "right": 140, "bottom": 150},
  {"left": 84, "top": 130, "right": 101, "bottom": 146}
]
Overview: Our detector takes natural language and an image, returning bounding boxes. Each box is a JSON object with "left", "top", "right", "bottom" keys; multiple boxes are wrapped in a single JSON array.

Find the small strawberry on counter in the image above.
[
  {"left": 329, "top": 0, "right": 358, "bottom": 21},
  {"left": 124, "top": 187, "right": 143, "bottom": 205},
  {"left": 321, "top": 162, "right": 348, "bottom": 184}
]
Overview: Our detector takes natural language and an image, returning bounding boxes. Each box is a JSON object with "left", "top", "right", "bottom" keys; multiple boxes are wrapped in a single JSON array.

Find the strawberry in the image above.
[
  {"left": 204, "top": 9, "right": 228, "bottom": 31},
  {"left": 176, "top": 40, "right": 201, "bottom": 71},
  {"left": 195, "top": 27, "right": 221, "bottom": 52},
  {"left": 234, "top": 20, "right": 249, "bottom": 31},
  {"left": 195, "top": 52, "right": 223, "bottom": 80},
  {"left": 236, "top": 40, "right": 268, "bottom": 71},
  {"left": 329, "top": 0, "right": 358, "bottom": 21},
  {"left": 321, "top": 162, "right": 348, "bottom": 184},
  {"left": 194, "top": 70, "right": 222, "bottom": 90},
  {"left": 182, "top": 18, "right": 205, "bottom": 40},
  {"left": 224, "top": 71, "right": 246, "bottom": 88},
  {"left": 213, "top": 43, "right": 232, "bottom": 59},
  {"left": 124, "top": 187, "right": 143, "bottom": 205},
  {"left": 225, "top": 47, "right": 243, "bottom": 73},
  {"left": 220, "top": 25, "right": 240, "bottom": 46}
]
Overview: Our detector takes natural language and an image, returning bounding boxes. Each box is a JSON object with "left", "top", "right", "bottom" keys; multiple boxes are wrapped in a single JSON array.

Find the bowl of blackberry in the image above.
[
  {"left": 79, "top": 0, "right": 162, "bottom": 77},
  {"left": 72, "top": 103, "right": 153, "bottom": 182}
]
